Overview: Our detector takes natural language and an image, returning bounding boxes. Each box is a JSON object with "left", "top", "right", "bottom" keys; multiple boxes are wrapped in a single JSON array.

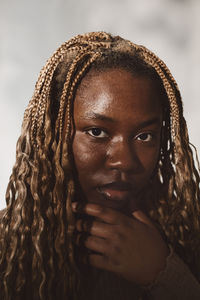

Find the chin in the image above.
[{"left": 87, "top": 192, "right": 131, "bottom": 213}]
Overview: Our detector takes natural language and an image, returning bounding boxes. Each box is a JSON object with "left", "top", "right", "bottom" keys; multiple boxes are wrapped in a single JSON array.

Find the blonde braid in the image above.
[
  {"left": 135, "top": 44, "right": 200, "bottom": 272},
  {"left": 23, "top": 32, "right": 112, "bottom": 151},
  {"left": 139, "top": 48, "right": 180, "bottom": 140}
]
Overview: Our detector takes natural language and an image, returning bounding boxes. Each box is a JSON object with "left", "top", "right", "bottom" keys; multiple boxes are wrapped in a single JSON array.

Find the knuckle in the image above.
[
  {"left": 95, "top": 205, "right": 106, "bottom": 215},
  {"left": 112, "top": 231, "right": 122, "bottom": 242},
  {"left": 108, "top": 214, "right": 117, "bottom": 224},
  {"left": 88, "top": 203, "right": 105, "bottom": 216},
  {"left": 108, "top": 242, "right": 120, "bottom": 256}
]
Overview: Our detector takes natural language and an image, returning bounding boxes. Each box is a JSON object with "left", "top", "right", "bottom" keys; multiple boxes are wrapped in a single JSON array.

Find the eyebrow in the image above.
[
  {"left": 83, "top": 112, "right": 115, "bottom": 122},
  {"left": 137, "top": 117, "right": 162, "bottom": 129},
  {"left": 82, "top": 112, "right": 162, "bottom": 128}
]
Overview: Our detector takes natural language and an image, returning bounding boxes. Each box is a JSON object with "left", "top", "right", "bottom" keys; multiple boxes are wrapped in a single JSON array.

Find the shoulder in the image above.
[{"left": 148, "top": 247, "right": 200, "bottom": 299}]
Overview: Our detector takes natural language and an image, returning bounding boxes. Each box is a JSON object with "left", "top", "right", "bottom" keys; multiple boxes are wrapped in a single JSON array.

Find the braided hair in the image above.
[{"left": 0, "top": 32, "right": 199, "bottom": 299}]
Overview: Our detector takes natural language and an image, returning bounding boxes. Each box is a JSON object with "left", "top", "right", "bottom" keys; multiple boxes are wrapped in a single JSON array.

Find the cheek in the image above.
[
  {"left": 136, "top": 144, "right": 160, "bottom": 179},
  {"left": 72, "top": 134, "right": 104, "bottom": 179}
]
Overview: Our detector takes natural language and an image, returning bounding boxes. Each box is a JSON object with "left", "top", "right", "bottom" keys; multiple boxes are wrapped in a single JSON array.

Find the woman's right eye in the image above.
[{"left": 86, "top": 128, "right": 108, "bottom": 138}]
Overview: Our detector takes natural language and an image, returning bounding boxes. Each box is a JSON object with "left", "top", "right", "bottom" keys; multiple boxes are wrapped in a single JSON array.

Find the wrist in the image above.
[{"left": 142, "top": 244, "right": 171, "bottom": 287}]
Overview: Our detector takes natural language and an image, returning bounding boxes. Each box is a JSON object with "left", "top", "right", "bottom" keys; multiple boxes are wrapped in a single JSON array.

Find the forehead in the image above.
[{"left": 74, "top": 69, "right": 163, "bottom": 121}]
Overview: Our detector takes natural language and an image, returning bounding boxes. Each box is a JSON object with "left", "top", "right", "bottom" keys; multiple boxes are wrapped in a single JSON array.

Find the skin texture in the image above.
[{"left": 71, "top": 69, "right": 169, "bottom": 285}]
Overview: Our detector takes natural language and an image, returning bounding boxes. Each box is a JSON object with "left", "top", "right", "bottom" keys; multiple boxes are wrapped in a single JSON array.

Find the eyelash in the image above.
[
  {"left": 135, "top": 133, "right": 154, "bottom": 142},
  {"left": 86, "top": 128, "right": 108, "bottom": 138},
  {"left": 86, "top": 128, "right": 154, "bottom": 142}
]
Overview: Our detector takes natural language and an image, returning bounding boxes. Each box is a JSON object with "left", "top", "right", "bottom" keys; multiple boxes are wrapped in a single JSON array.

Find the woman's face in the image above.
[{"left": 72, "top": 68, "right": 163, "bottom": 213}]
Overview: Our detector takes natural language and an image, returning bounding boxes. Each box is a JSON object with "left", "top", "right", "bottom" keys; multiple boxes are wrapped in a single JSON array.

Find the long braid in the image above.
[
  {"left": 0, "top": 32, "right": 113, "bottom": 299},
  {"left": 137, "top": 45, "right": 200, "bottom": 276}
]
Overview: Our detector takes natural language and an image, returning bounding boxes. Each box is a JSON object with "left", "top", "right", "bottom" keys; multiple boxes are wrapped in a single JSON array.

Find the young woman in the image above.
[{"left": 0, "top": 32, "right": 200, "bottom": 300}]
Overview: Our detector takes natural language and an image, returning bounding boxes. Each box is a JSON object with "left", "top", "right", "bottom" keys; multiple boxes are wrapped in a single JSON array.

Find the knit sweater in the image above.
[
  {"left": 77, "top": 247, "right": 200, "bottom": 300},
  {"left": 1, "top": 209, "right": 200, "bottom": 299}
]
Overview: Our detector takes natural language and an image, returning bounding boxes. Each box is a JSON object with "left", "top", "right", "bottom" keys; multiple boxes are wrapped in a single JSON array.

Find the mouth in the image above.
[{"left": 96, "top": 181, "right": 133, "bottom": 202}]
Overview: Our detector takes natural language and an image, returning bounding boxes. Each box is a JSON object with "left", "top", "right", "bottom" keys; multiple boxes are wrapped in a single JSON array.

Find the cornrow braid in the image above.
[{"left": 0, "top": 32, "right": 200, "bottom": 300}]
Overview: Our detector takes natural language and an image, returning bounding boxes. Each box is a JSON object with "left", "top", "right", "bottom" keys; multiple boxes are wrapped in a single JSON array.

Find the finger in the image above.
[
  {"left": 132, "top": 210, "right": 155, "bottom": 230},
  {"left": 82, "top": 235, "right": 108, "bottom": 254},
  {"left": 76, "top": 218, "right": 93, "bottom": 232},
  {"left": 75, "top": 232, "right": 89, "bottom": 248},
  {"left": 76, "top": 219, "right": 113, "bottom": 239},
  {"left": 88, "top": 253, "right": 119, "bottom": 272},
  {"left": 79, "top": 251, "right": 114, "bottom": 270},
  {"left": 72, "top": 202, "right": 126, "bottom": 225}
]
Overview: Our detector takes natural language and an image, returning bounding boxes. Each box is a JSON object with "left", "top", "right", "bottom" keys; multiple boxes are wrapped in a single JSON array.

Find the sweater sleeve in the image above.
[{"left": 147, "top": 246, "right": 200, "bottom": 300}]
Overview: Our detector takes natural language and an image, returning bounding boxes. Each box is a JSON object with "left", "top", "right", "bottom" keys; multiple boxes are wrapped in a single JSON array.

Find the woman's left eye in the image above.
[
  {"left": 86, "top": 128, "right": 108, "bottom": 138},
  {"left": 136, "top": 133, "right": 153, "bottom": 142}
]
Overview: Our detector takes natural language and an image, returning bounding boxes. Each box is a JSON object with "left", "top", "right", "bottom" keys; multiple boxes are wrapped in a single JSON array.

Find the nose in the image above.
[{"left": 106, "top": 137, "right": 143, "bottom": 173}]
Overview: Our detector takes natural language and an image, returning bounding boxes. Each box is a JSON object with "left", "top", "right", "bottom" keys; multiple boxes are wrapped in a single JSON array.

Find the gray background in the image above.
[{"left": 0, "top": 0, "right": 200, "bottom": 209}]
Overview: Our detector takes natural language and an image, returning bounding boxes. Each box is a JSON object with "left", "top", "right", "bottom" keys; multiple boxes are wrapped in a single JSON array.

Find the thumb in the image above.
[{"left": 132, "top": 210, "right": 156, "bottom": 230}]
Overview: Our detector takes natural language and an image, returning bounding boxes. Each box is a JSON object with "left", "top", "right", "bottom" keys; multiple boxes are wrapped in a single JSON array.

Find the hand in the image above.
[{"left": 72, "top": 202, "right": 169, "bottom": 286}]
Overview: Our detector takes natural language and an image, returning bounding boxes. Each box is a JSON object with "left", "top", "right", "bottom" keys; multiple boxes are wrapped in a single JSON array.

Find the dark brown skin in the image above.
[{"left": 71, "top": 69, "right": 169, "bottom": 285}]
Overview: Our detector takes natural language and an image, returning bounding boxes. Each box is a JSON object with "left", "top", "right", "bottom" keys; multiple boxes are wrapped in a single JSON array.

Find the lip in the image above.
[{"left": 96, "top": 182, "right": 133, "bottom": 202}]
